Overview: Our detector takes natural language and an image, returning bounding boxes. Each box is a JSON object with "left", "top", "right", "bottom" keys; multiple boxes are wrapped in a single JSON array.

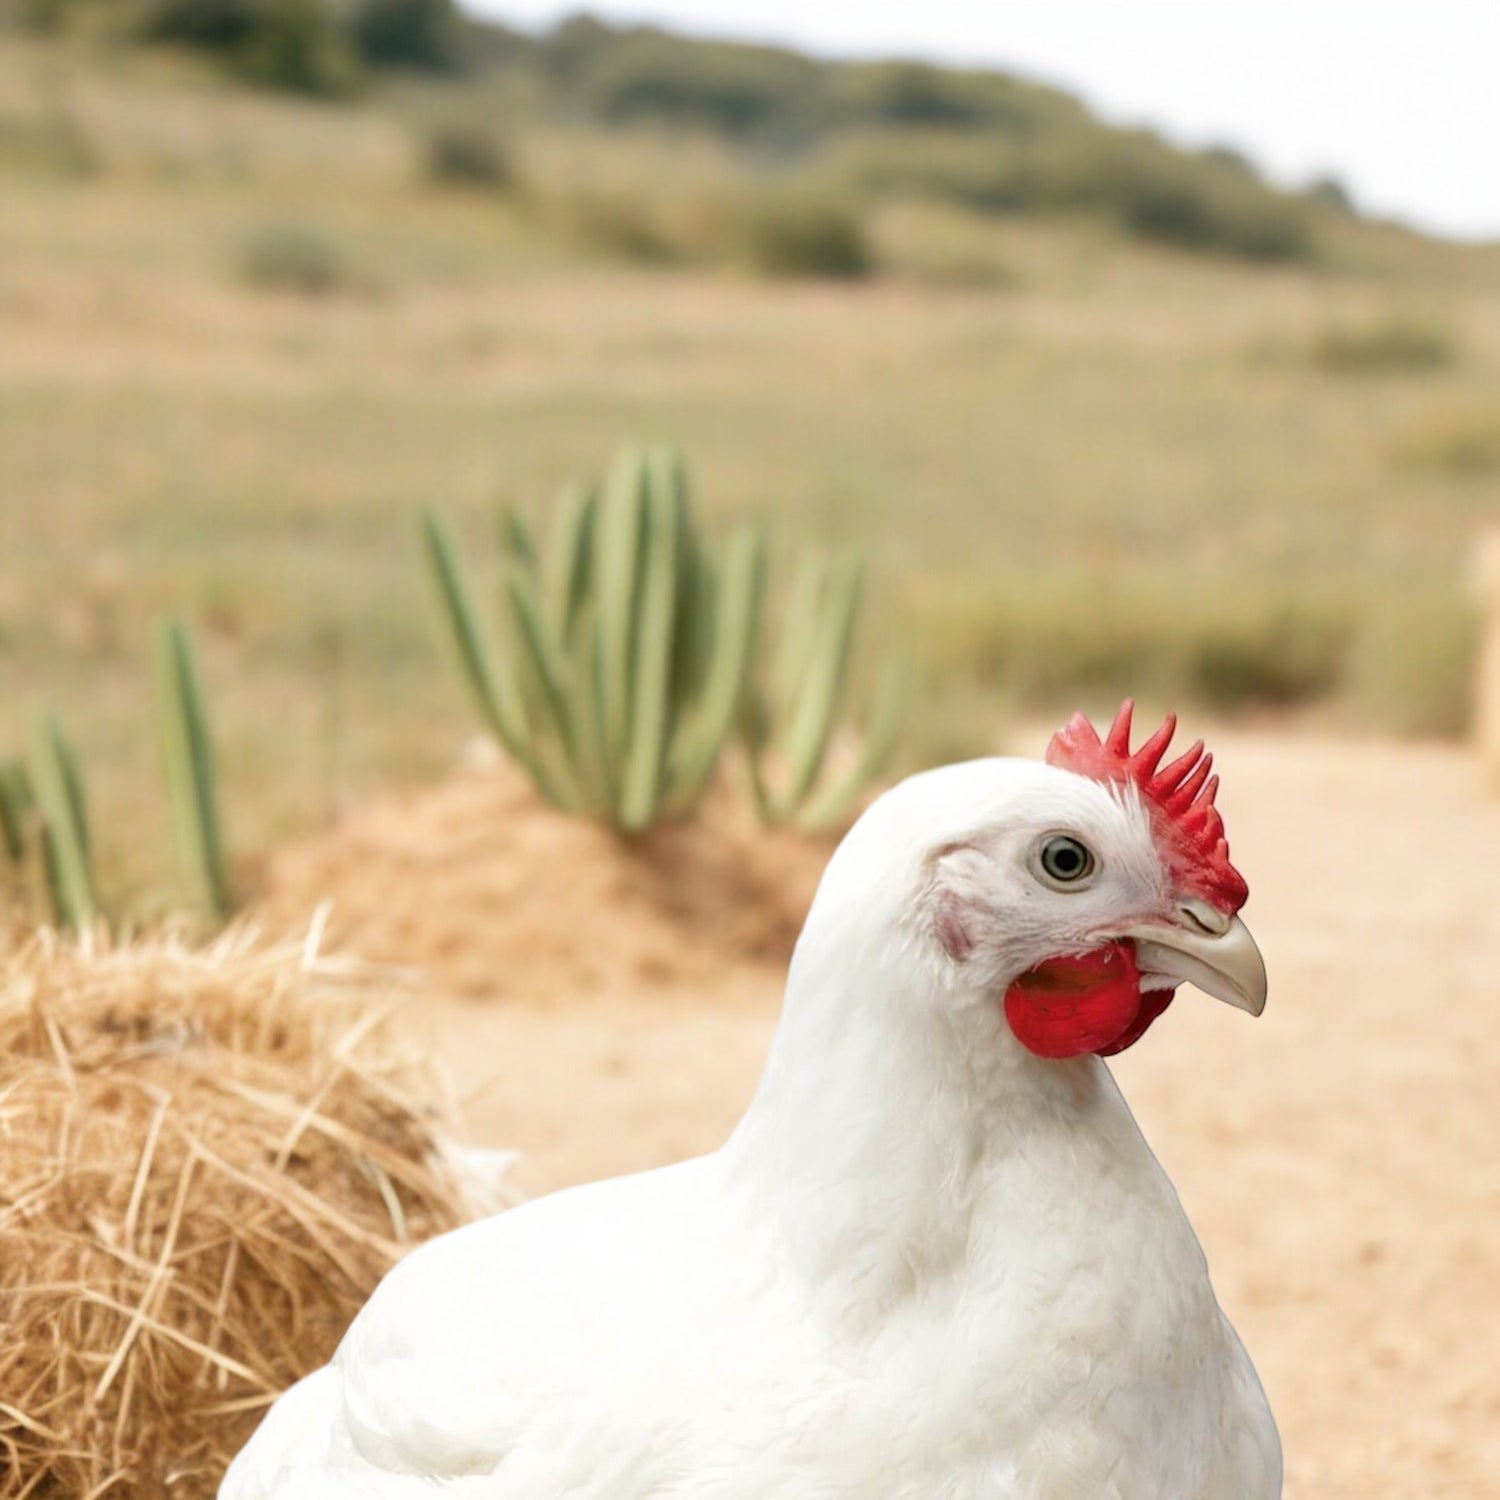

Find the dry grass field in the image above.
[{"left": 2, "top": 34, "right": 1498, "bottom": 917}]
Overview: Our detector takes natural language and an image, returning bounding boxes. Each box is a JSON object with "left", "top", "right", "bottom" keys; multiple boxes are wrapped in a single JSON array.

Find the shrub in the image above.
[
  {"left": 353, "top": 0, "right": 463, "bottom": 73},
  {"left": 917, "top": 566, "right": 1481, "bottom": 742},
  {"left": 1343, "top": 587, "right": 1479, "bottom": 739},
  {"left": 829, "top": 130, "right": 1052, "bottom": 217},
  {"left": 571, "top": 29, "right": 821, "bottom": 142},
  {"left": 145, "top": 0, "right": 360, "bottom": 96},
  {"left": 831, "top": 60, "right": 1059, "bottom": 134},
  {"left": 141, "top": 0, "right": 262, "bottom": 50},
  {"left": 829, "top": 127, "right": 1314, "bottom": 263},
  {"left": 554, "top": 189, "right": 680, "bottom": 265},
  {"left": 423, "top": 120, "right": 514, "bottom": 189},
  {"left": 1117, "top": 175, "right": 1310, "bottom": 261},
  {"left": 1391, "top": 410, "right": 1500, "bottom": 477},
  {"left": 1311, "top": 315, "right": 1459, "bottom": 374},
  {"left": 1186, "top": 602, "right": 1351, "bottom": 710},
  {"left": 1307, "top": 175, "right": 1355, "bottom": 213},
  {"left": 871, "top": 204, "right": 1019, "bottom": 290},
  {"left": 1102, "top": 141, "right": 1313, "bottom": 262},
  {"left": 0, "top": 104, "right": 100, "bottom": 179},
  {"left": 14, "top": 0, "right": 69, "bottom": 34},
  {"left": 916, "top": 572, "right": 1354, "bottom": 717},
  {"left": 736, "top": 193, "right": 873, "bottom": 280},
  {"left": 891, "top": 240, "right": 1015, "bottom": 290},
  {"left": 235, "top": 0, "right": 359, "bottom": 95},
  {"left": 237, "top": 220, "right": 350, "bottom": 295}
]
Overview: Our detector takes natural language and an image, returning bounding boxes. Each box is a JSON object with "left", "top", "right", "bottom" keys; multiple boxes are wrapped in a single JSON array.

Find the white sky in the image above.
[{"left": 460, "top": 1, "right": 1500, "bottom": 241}]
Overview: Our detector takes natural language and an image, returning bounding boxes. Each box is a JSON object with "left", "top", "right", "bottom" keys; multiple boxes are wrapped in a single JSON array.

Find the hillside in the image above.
[{"left": 3, "top": 0, "right": 1395, "bottom": 263}]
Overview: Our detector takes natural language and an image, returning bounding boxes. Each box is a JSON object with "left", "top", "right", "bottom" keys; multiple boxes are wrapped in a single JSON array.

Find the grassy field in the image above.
[{"left": 2, "top": 33, "right": 1499, "bottom": 916}]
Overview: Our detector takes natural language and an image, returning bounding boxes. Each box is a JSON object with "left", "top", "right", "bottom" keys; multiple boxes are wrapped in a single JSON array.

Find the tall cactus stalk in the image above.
[
  {"left": 420, "top": 509, "right": 570, "bottom": 811},
  {"left": 767, "top": 552, "right": 829, "bottom": 719},
  {"left": 27, "top": 711, "right": 95, "bottom": 930},
  {"left": 594, "top": 449, "right": 649, "bottom": 777},
  {"left": 154, "top": 616, "right": 232, "bottom": 918},
  {"left": 619, "top": 455, "right": 685, "bottom": 830},
  {"left": 768, "top": 550, "right": 864, "bottom": 819},
  {"left": 544, "top": 482, "right": 596, "bottom": 641},
  {"left": 792, "top": 657, "right": 906, "bottom": 831},
  {"left": 669, "top": 523, "right": 766, "bottom": 804},
  {"left": 501, "top": 557, "right": 587, "bottom": 810},
  {"left": 745, "top": 548, "right": 904, "bottom": 830}
]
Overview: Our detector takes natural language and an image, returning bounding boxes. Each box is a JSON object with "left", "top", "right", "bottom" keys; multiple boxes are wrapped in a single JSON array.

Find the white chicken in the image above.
[{"left": 222, "top": 702, "right": 1280, "bottom": 1499}]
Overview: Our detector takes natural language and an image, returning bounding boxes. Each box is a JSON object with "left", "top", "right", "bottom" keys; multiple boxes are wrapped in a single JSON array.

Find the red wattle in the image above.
[
  {"left": 1003, "top": 942, "right": 1170, "bottom": 1060},
  {"left": 1097, "top": 985, "right": 1174, "bottom": 1056}
]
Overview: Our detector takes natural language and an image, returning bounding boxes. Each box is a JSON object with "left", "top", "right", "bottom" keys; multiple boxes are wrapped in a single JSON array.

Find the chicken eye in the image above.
[{"left": 1039, "top": 835, "right": 1095, "bottom": 884}]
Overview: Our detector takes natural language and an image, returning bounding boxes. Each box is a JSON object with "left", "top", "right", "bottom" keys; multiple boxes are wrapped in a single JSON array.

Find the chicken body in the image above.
[{"left": 223, "top": 747, "right": 1281, "bottom": 1499}]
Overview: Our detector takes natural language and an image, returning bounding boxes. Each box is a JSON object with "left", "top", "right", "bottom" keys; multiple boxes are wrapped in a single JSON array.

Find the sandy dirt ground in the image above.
[{"left": 266, "top": 729, "right": 1500, "bottom": 1500}]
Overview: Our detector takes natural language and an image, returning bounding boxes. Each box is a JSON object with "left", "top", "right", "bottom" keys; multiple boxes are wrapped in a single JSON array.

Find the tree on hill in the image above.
[
  {"left": 136, "top": 0, "right": 466, "bottom": 91},
  {"left": 353, "top": 0, "right": 462, "bottom": 72},
  {"left": 21, "top": 0, "right": 1326, "bottom": 263}
]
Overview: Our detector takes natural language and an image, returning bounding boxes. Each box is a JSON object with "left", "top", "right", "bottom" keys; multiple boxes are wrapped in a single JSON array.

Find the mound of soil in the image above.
[{"left": 256, "top": 762, "right": 834, "bottom": 1003}]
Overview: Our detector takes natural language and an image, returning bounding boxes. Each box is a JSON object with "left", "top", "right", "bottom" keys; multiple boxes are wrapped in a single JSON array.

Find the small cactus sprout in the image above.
[
  {"left": 0, "top": 759, "right": 32, "bottom": 863},
  {"left": 27, "top": 711, "right": 96, "bottom": 930},
  {"left": 154, "top": 616, "right": 232, "bottom": 918}
]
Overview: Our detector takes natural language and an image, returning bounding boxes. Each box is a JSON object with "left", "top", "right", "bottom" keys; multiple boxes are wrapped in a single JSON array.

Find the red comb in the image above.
[{"left": 1045, "top": 699, "right": 1248, "bottom": 912}]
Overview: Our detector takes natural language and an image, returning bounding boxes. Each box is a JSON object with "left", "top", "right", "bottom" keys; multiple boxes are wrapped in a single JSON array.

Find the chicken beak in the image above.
[{"left": 1123, "top": 911, "right": 1268, "bottom": 1017}]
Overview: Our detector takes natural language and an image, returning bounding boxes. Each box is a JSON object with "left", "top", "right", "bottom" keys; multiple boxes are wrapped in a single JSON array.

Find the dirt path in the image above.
[{"left": 316, "top": 732, "right": 1500, "bottom": 1499}]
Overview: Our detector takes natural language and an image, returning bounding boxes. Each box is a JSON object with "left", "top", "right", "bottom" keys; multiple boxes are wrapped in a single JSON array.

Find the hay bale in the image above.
[{"left": 0, "top": 924, "right": 475, "bottom": 1499}]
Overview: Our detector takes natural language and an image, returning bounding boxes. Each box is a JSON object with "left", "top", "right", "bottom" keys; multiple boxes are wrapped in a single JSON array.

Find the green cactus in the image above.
[
  {"left": 770, "top": 551, "right": 863, "bottom": 816},
  {"left": 424, "top": 445, "right": 773, "bottom": 829},
  {"left": 154, "top": 616, "right": 232, "bottom": 918},
  {"left": 792, "top": 657, "right": 906, "bottom": 831},
  {"left": 595, "top": 449, "right": 650, "bottom": 777},
  {"left": 544, "top": 482, "right": 597, "bottom": 642},
  {"left": 668, "top": 523, "right": 766, "bottom": 805},
  {"left": 746, "top": 549, "right": 903, "bottom": 830},
  {"left": 27, "top": 711, "right": 96, "bottom": 930},
  {"left": 422, "top": 443, "right": 898, "bottom": 832},
  {"left": 619, "top": 457, "right": 685, "bottom": 830},
  {"left": 0, "top": 620, "right": 244, "bottom": 934},
  {"left": 498, "top": 506, "right": 538, "bottom": 570},
  {"left": 420, "top": 509, "right": 571, "bottom": 810},
  {"left": 500, "top": 559, "right": 587, "bottom": 810}
]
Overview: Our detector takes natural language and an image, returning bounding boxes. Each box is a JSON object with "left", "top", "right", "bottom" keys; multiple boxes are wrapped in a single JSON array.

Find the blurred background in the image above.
[
  {"left": 3, "top": 8, "right": 1499, "bottom": 1498},
  {"left": 2, "top": 0, "right": 1497, "bottom": 912}
]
